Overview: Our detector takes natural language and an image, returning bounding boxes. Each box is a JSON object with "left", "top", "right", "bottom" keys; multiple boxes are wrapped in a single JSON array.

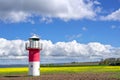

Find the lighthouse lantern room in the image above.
[{"left": 26, "top": 35, "right": 42, "bottom": 76}]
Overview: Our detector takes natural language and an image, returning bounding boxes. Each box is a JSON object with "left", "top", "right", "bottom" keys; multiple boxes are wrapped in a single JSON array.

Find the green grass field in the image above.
[{"left": 0, "top": 66, "right": 120, "bottom": 78}]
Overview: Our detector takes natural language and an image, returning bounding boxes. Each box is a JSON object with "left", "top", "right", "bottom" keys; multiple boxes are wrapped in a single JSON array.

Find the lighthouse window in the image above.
[{"left": 31, "top": 65, "right": 33, "bottom": 68}]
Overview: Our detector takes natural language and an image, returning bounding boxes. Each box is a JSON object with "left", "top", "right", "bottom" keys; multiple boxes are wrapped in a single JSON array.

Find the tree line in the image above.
[{"left": 99, "top": 58, "right": 120, "bottom": 66}]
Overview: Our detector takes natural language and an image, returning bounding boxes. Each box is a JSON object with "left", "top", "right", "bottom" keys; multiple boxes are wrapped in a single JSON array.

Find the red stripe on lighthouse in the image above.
[{"left": 29, "top": 49, "right": 40, "bottom": 62}]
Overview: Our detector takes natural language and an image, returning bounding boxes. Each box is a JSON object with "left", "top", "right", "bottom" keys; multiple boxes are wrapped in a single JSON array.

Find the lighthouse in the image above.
[{"left": 26, "top": 35, "right": 42, "bottom": 76}]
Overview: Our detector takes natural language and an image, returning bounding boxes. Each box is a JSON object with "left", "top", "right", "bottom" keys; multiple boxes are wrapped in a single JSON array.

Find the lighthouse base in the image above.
[{"left": 28, "top": 62, "right": 40, "bottom": 76}]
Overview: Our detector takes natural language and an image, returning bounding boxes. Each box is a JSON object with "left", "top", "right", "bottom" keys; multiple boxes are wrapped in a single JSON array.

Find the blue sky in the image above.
[
  {"left": 1, "top": 19, "right": 120, "bottom": 47},
  {"left": 0, "top": 0, "right": 120, "bottom": 64}
]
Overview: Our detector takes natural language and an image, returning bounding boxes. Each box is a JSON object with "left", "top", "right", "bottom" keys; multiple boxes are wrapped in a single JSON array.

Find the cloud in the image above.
[
  {"left": 93, "top": 0, "right": 101, "bottom": 5},
  {"left": 0, "top": 38, "right": 120, "bottom": 64},
  {"left": 111, "top": 25, "right": 120, "bottom": 30},
  {"left": 0, "top": 10, "right": 33, "bottom": 23},
  {"left": 42, "top": 40, "right": 116, "bottom": 58},
  {"left": 82, "top": 27, "right": 87, "bottom": 31},
  {"left": 40, "top": 17, "right": 53, "bottom": 24},
  {"left": 0, "top": 0, "right": 120, "bottom": 23},
  {"left": 66, "top": 34, "right": 82, "bottom": 40},
  {"left": 0, "top": 38, "right": 26, "bottom": 57},
  {"left": 100, "top": 8, "right": 120, "bottom": 21},
  {"left": 111, "top": 25, "right": 117, "bottom": 29},
  {"left": 0, "top": 0, "right": 100, "bottom": 23}
]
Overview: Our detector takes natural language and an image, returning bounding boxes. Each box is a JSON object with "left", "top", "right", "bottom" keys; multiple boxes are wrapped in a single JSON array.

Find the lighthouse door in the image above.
[
  {"left": 29, "top": 62, "right": 34, "bottom": 76},
  {"left": 29, "top": 62, "right": 40, "bottom": 76}
]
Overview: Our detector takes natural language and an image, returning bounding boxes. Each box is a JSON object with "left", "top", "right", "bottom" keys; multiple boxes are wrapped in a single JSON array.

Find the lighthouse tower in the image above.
[{"left": 26, "top": 35, "right": 42, "bottom": 76}]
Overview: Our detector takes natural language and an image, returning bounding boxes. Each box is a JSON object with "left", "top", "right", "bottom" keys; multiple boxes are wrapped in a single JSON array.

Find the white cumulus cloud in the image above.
[
  {"left": 100, "top": 8, "right": 120, "bottom": 21},
  {"left": 0, "top": 11, "right": 32, "bottom": 23},
  {"left": 0, "top": 38, "right": 120, "bottom": 63},
  {"left": 0, "top": 38, "right": 26, "bottom": 57},
  {"left": 0, "top": 0, "right": 100, "bottom": 23}
]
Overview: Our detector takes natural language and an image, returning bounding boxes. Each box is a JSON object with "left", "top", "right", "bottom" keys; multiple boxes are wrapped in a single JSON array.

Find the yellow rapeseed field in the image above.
[
  {"left": 41, "top": 66, "right": 120, "bottom": 73},
  {"left": 0, "top": 67, "right": 28, "bottom": 73},
  {"left": 0, "top": 66, "right": 120, "bottom": 74}
]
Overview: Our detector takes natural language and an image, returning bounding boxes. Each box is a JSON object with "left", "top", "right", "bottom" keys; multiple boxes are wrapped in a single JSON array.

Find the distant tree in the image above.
[{"left": 99, "top": 58, "right": 120, "bottom": 66}]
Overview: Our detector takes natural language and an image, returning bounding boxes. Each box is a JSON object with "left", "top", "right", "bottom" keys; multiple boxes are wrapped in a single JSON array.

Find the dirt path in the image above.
[{"left": 0, "top": 73, "right": 119, "bottom": 80}]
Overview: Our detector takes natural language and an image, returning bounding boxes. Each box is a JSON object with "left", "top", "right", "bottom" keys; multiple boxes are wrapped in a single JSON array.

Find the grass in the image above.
[{"left": 0, "top": 66, "right": 120, "bottom": 78}]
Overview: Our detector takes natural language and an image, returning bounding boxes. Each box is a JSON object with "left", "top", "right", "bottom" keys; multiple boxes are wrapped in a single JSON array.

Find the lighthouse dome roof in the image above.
[{"left": 29, "top": 34, "right": 40, "bottom": 40}]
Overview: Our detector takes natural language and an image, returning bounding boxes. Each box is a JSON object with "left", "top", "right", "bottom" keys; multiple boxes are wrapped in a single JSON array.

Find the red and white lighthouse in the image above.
[{"left": 26, "top": 35, "right": 42, "bottom": 76}]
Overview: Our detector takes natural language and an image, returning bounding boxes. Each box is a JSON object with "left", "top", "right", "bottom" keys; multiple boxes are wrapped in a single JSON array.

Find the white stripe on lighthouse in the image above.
[{"left": 28, "top": 62, "right": 40, "bottom": 76}]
